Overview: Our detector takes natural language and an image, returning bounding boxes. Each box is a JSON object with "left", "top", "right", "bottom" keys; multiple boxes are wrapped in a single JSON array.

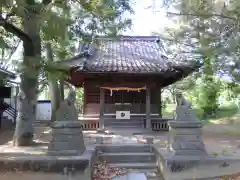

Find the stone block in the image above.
[
  {"left": 171, "top": 128, "right": 202, "bottom": 135},
  {"left": 49, "top": 141, "right": 85, "bottom": 153},
  {"left": 171, "top": 142, "right": 206, "bottom": 150},
  {"left": 53, "top": 133, "right": 84, "bottom": 141},
  {"left": 176, "top": 107, "right": 198, "bottom": 121},
  {"left": 173, "top": 135, "right": 201, "bottom": 142},
  {"left": 48, "top": 127, "right": 85, "bottom": 155},
  {"left": 52, "top": 128, "right": 83, "bottom": 135},
  {"left": 96, "top": 137, "right": 103, "bottom": 144},
  {"left": 51, "top": 121, "right": 83, "bottom": 128},
  {"left": 169, "top": 121, "right": 203, "bottom": 128},
  {"left": 47, "top": 150, "right": 84, "bottom": 156},
  {"left": 146, "top": 137, "right": 153, "bottom": 144},
  {"left": 112, "top": 172, "right": 147, "bottom": 180},
  {"left": 97, "top": 128, "right": 106, "bottom": 134},
  {"left": 173, "top": 149, "right": 207, "bottom": 156},
  {"left": 52, "top": 134, "right": 75, "bottom": 142}
]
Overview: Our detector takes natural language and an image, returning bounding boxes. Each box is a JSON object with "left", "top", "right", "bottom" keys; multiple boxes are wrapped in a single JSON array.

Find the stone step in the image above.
[
  {"left": 104, "top": 119, "right": 144, "bottom": 127},
  {"left": 106, "top": 125, "right": 144, "bottom": 129},
  {"left": 105, "top": 122, "right": 144, "bottom": 126},
  {"left": 129, "top": 169, "right": 163, "bottom": 180},
  {"left": 98, "top": 152, "right": 155, "bottom": 163},
  {"left": 105, "top": 121, "right": 143, "bottom": 124},
  {"left": 147, "top": 176, "right": 164, "bottom": 180},
  {"left": 104, "top": 118, "right": 144, "bottom": 122},
  {"left": 108, "top": 162, "right": 157, "bottom": 169},
  {"left": 173, "top": 149, "right": 207, "bottom": 156},
  {"left": 105, "top": 124, "right": 144, "bottom": 128},
  {"left": 97, "top": 144, "right": 152, "bottom": 153},
  {"left": 145, "top": 172, "right": 163, "bottom": 180},
  {"left": 129, "top": 168, "right": 159, "bottom": 173}
]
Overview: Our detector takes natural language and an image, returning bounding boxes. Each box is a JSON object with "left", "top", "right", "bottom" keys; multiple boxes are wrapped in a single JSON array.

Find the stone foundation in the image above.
[
  {"left": 48, "top": 121, "right": 85, "bottom": 155},
  {"left": 169, "top": 121, "right": 207, "bottom": 156},
  {"left": 0, "top": 156, "right": 89, "bottom": 173}
]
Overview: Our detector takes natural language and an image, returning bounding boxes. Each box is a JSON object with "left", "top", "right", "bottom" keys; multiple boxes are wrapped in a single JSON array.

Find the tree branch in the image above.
[
  {"left": 38, "top": 80, "right": 48, "bottom": 94},
  {"left": 0, "top": 16, "right": 32, "bottom": 43},
  {"left": 167, "top": 12, "right": 237, "bottom": 21},
  {"left": 42, "top": 0, "right": 52, "bottom": 6}
]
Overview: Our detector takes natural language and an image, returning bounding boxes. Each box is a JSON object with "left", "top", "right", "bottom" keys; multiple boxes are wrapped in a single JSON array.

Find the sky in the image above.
[{"left": 125, "top": 0, "right": 172, "bottom": 35}]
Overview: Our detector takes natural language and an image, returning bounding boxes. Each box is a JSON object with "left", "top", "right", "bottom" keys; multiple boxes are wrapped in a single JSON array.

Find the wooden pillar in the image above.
[
  {"left": 99, "top": 87, "right": 105, "bottom": 129},
  {"left": 146, "top": 86, "right": 151, "bottom": 130},
  {"left": 83, "top": 86, "right": 87, "bottom": 115},
  {"left": 159, "top": 88, "right": 162, "bottom": 118}
]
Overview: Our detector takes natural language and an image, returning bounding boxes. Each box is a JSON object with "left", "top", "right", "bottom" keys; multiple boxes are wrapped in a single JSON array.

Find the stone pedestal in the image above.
[
  {"left": 48, "top": 121, "right": 86, "bottom": 155},
  {"left": 168, "top": 106, "right": 207, "bottom": 156},
  {"left": 169, "top": 121, "right": 207, "bottom": 156}
]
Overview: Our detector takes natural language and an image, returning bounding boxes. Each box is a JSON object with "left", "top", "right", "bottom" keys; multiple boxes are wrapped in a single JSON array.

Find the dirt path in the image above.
[{"left": 203, "top": 124, "right": 240, "bottom": 156}]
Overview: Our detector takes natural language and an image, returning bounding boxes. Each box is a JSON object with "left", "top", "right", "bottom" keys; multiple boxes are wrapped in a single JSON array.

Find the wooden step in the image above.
[{"left": 97, "top": 144, "right": 153, "bottom": 153}]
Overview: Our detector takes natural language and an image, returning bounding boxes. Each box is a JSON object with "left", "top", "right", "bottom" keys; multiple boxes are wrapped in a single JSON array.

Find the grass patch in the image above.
[{"left": 162, "top": 104, "right": 240, "bottom": 124}]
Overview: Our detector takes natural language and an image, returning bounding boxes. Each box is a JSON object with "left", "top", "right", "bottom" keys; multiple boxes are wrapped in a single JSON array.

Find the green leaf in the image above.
[{"left": 0, "top": 37, "right": 8, "bottom": 49}]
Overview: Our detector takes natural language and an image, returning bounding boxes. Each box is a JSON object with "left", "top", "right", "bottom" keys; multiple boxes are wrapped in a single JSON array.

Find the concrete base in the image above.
[
  {"left": 97, "top": 128, "right": 106, "bottom": 133},
  {"left": 113, "top": 172, "right": 147, "bottom": 180},
  {"left": 0, "top": 150, "right": 93, "bottom": 173},
  {"left": 168, "top": 120, "right": 207, "bottom": 157},
  {"left": 153, "top": 146, "right": 240, "bottom": 180},
  {"left": 48, "top": 121, "right": 85, "bottom": 156}
]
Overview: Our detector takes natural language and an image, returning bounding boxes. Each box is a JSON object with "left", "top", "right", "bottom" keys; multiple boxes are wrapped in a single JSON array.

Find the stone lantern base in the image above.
[
  {"left": 48, "top": 121, "right": 85, "bottom": 156},
  {"left": 168, "top": 120, "right": 207, "bottom": 156}
]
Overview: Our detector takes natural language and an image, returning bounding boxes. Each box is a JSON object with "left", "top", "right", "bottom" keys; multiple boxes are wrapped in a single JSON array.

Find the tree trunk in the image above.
[
  {"left": 13, "top": 9, "right": 41, "bottom": 146},
  {"left": 0, "top": 98, "right": 3, "bottom": 130},
  {"left": 59, "top": 79, "right": 65, "bottom": 101},
  {"left": 46, "top": 43, "right": 61, "bottom": 122}
]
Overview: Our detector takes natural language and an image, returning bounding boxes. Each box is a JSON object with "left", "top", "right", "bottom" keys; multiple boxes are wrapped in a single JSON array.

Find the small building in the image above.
[
  {"left": 62, "top": 36, "right": 201, "bottom": 131},
  {"left": 0, "top": 67, "right": 17, "bottom": 129}
]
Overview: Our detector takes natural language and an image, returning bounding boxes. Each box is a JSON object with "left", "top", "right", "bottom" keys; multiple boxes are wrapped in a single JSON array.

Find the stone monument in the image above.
[
  {"left": 48, "top": 90, "right": 86, "bottom": 155},
  {"left": 168, "top": 92, "right": 207, "bottom": 156}
]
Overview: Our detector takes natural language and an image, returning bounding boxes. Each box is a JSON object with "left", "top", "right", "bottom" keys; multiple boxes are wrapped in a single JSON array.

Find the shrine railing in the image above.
[
  {"left": 81, "top": 119, "right": 99, "bottom": 130},
  {"left": 151, "top": 118, "right": 171, "bottom": 131},
  {"left": 80, "top": 116, "right": 172, "bottom": 131}
]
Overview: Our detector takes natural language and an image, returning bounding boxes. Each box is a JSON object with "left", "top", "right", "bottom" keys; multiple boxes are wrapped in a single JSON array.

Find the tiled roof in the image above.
[{"left": 62, "top": 36, "right": 200, "bottom": 74}]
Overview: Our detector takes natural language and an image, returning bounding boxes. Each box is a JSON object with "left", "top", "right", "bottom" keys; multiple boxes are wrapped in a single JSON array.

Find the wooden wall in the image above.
[{"left": 83, "top": 83, "right": 161, "bottom": 115}]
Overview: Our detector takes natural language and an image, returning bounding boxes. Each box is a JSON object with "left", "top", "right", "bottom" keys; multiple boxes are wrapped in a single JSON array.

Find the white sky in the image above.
[{"left": 126, "top": 0, "right": 172, "bottom": 35}]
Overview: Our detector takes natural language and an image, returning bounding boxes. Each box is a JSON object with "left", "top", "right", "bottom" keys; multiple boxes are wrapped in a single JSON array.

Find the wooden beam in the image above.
[
  {"left": 159, "top": 87, "right": 162, "bottom": 117},
  {"left": 99, "top": 88, "right": 105, "bottom": 129},
  {"left": 146, "top": 86, "right": 151, "bottom": 130}
]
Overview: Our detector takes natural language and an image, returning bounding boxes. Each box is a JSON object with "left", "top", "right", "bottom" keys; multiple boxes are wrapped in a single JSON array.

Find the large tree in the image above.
[
  {"left": 164, "top": 0, "right": 240, "bottom": 81},
  {"left": 156, "top": 0, "right": 240, "bottom": 115},
  {"left": 0, "top": 0, "right": 133, "bottom": 146}
]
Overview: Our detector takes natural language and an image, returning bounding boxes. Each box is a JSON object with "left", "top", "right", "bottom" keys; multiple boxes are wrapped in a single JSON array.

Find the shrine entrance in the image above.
[
  {"left": 98, "top": 86, "right": 153, "bottom": 130},
  {"left": 61, "top": 35, "right": 202, "bottom": 131}
]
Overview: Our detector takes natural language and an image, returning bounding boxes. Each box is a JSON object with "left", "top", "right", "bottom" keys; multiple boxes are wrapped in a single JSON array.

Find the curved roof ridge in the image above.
[{"left": 95, "top": 35, "right": 160, "bottom": 42}]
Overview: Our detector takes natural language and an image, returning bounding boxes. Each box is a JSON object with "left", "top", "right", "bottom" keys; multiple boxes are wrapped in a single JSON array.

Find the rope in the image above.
[{"left": 100, "top": 86, "right": 146, "bottom": 92}]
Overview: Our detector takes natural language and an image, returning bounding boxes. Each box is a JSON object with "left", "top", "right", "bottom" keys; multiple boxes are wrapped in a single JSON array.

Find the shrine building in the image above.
[{"left": 61, "top": 36, "right": 202, "bottom": 131}]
